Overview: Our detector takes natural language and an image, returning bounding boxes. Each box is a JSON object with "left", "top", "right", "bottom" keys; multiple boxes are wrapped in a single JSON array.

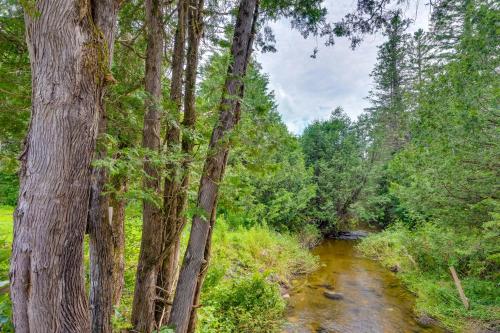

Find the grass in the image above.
[
  {"left": 0, "top": 206, "right": 13, "bottom": 282},
  {"left": 0, "top": 206, "right": 13, "bottom": 332}
]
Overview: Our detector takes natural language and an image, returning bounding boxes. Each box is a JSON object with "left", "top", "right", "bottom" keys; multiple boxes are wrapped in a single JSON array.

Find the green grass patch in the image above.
[
  {"left": 0, "top": 206, "right": 13, "bottom": 332},
  {"left": 0, "top": 206, "right": 13, "bottom": 282}
]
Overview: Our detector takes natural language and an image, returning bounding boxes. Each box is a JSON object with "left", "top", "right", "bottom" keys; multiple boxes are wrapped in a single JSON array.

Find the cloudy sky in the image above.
[{"left": 255, "top": 0, "right": 431, "bottom": 134}]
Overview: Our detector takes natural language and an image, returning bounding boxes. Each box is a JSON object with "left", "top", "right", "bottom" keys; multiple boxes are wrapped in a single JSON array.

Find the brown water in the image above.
[{"left": 283, "top": 239, "right": 444, "bottom": 333}]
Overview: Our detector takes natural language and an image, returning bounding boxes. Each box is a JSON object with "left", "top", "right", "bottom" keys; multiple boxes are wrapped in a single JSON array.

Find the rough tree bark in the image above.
[
  {"left": 10, "top": 1, "right": 118, "bottom": 332},
  {"left": 168, "top": 0, "right": 259, "bottom": 331},
  {"left": 186, "top": 197, "right": 216, "bottom": 333},
  {"left": 131, "top": 0, "right": 165, "bottom": 331},
  {"left": 109, "top": 175, "right": 127, "bottom": 307},
  {"left": 88, "top": 171, "right": 126, "bottom": 333},
  {"left": 87, "top": 3, "right": 122, "bottom": 332},
  {"left": 155, "top": 0, "right": 188, "bottom": 324}
]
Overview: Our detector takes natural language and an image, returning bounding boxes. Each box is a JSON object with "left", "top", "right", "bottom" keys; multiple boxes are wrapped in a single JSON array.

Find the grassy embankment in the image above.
[
  {"left": 358, "top": 223, "right": 499, "bottom": 332},
  {"left": 0, "top": 206, "right": 318, "bottom": 332}
]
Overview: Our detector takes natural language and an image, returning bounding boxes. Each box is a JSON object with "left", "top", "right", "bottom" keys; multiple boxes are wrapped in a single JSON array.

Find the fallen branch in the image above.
[{"left": 449, "top": 266, "right": 469, "bottom": 310}]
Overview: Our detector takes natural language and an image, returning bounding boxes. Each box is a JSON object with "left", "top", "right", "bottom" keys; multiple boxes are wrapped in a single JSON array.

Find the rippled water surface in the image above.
[{"left": 283, "top": 239, "right": 444, "bottom": 333}]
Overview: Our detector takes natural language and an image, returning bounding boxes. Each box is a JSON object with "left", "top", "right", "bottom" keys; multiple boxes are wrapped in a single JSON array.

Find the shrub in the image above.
[{"left": 198, "top": 274, "right": 286, "bottom": 333}]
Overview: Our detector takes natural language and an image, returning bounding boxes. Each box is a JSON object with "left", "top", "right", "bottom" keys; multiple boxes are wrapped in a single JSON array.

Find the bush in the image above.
[
  {"left": 196, "top": 218, "right": 318, "bottom": 332},
  {"left": 198, "top": 274, "right": 285, "bottom": 333}
]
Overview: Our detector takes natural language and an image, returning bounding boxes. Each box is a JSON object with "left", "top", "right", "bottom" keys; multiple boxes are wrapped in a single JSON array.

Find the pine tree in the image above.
[
  {"left": 429, "top": 0, "right": 468, "bottom": 66},
  {"left": 367, "top": 12, "right": 411, "bottom": 154}
]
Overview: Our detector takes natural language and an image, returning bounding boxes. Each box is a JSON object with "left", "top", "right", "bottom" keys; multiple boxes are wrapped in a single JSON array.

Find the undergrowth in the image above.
[{"left": 0, "top": 206, "right": 318, "bottom": 332}]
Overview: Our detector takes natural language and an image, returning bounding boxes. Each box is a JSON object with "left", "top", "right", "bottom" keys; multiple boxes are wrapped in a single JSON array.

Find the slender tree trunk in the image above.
[
  {"left": 110, "top": 176, "right": 127, "bottom": 306},
  {"left": 88, "top": 172, "right": 126, "bottom": 333},
  {"left": 168, "top": 0, "right": 259, "bottom": 331},
  {"left": 87, "top": 2, "right": 121, "bottom": 332},
  {"left": 131, "top": 0, "right": 165, "bottom": 331},
  {"left": 179, "top": 0, "right": 205, "bottom": 211},
  {"left": 183, "top": 3, "right": 208, "bottom": 330},
  {"left": 10, "top": 1, "right": 117, "bottom": 332},
  {"left": 186, "top": 195, "right": 217, "bottom": 333},
  {"left": 156, "top": 0, "right": 205, "bottom": 323},
  {"left": 155, "top": 0, "right": 188, "bottom": 324}
]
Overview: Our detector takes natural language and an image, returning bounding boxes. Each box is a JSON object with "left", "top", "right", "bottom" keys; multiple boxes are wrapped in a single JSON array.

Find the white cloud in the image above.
[{"left": 256, "top": 0, "right": 430, "bottom": 134}]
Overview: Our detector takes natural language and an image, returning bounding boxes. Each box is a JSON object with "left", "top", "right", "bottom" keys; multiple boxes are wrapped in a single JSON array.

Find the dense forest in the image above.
[{"left": 0, "top": 0, "right": 498, "bottom": 332}]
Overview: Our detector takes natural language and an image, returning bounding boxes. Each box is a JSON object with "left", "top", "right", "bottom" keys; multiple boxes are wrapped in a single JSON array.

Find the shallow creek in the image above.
[{"left": 282, "top": 239, "right": 444, "bottom": 333}]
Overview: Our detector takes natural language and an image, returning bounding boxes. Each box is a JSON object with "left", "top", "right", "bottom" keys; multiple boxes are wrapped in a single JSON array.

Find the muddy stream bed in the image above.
[{"left": 282, "top": 238, "right": 444, "bottom": 333}]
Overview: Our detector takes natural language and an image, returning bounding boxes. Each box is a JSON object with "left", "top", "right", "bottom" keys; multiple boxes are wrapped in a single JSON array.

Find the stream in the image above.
[{"left": 282, "top": 238, "right": 444, "bottom": 333}]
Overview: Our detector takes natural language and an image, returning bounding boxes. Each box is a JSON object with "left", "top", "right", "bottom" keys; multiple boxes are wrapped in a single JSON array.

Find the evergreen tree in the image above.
[
  {"left": 367, "top": 12, "right": 411, "bottom": 153},
  {"left": 301, "top": 108, "right": 366, "bottom": 230},
  {"left": 429, "top": 0, "right": 469, "bottom": 66}
]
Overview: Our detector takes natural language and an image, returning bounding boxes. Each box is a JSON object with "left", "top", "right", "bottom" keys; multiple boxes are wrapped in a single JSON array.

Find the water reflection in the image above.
[{"left": 283, "top": 240, "right": 444, "bottom": 333}]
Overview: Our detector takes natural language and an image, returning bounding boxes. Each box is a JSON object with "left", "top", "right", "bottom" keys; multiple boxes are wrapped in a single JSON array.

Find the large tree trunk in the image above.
[
  {"left": 168, "top": 0, "right": 259, "bottom": 331},
  {"left": 87, "top": 2, "right": 121, "bottom": 332},
  {"left": 131, "top": 0, "right": 165, "bottom": 331},
  {"left": 10, "top": 1, "right": 117, "bottom": 332},
  {"left": 155, "top": 0, "right": 188, "bottom": 324}
]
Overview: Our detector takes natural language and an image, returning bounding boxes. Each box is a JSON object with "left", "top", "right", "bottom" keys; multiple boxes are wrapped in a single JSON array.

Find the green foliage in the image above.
[
  {"left": 0, "top": 1, "right": 30, "bottom": 207},
  {"left": 355, "top": 1, "right": 499, "bottom": 330},
  {"left": 0, "top": 174, "right": 17, "bottom": 206},
  {"left": 196, "top": 53, "right": 317, "bottom": 232},
  {"left": 0, "top": 206, "right": 12, "bottom": 281},
  {"left": 111, "top": 205, "right": 144, "bottom": 330},
  {"left": 301, "top": 107, "right": 366, "bottom": 231},
  {"left": 387, "top": 0, "right": 499, "bottom": 229},
  {"left": 0, "top": 294, "right": 12, "bottom": 333},
  {"left": 0, "top": 206, "right": 13, "bottom": 332},
  {"left": 197, "top": 218, "right": 318, "bottom": 332},
  {"left": 199, "top": 274, "right": 285, "bottom": 333}
]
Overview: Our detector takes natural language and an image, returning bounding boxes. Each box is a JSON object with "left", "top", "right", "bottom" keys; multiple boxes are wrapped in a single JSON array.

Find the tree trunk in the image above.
[
  {"left": 87, "top": 2, "right": 121, "bottom": 332},
  {"left": 155, "top": 0, "right": 188, "bottom": 324},
  {"left": 88, "top": 173, "right": 126, "bottom": 333},
  {"left": 156, "top": 0, "right": 205, "bottom": 323},
  {"left": 186, "top": 195, "right": 216, "bottom": 333},
  {"left": 168, "top": 0, "right": 259, "bottom": 331},
  {"left": 10, "top": 1, "right": 117, "bottom": 332},
  {"left": 179, "top": 0, "right": 205, "bottom": 216},
  {"left": 109, "top": 176, "right": 127, "bottom": 307},
  {"left": 131, "top": 0, "right": 165, "bottom": 331}
]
